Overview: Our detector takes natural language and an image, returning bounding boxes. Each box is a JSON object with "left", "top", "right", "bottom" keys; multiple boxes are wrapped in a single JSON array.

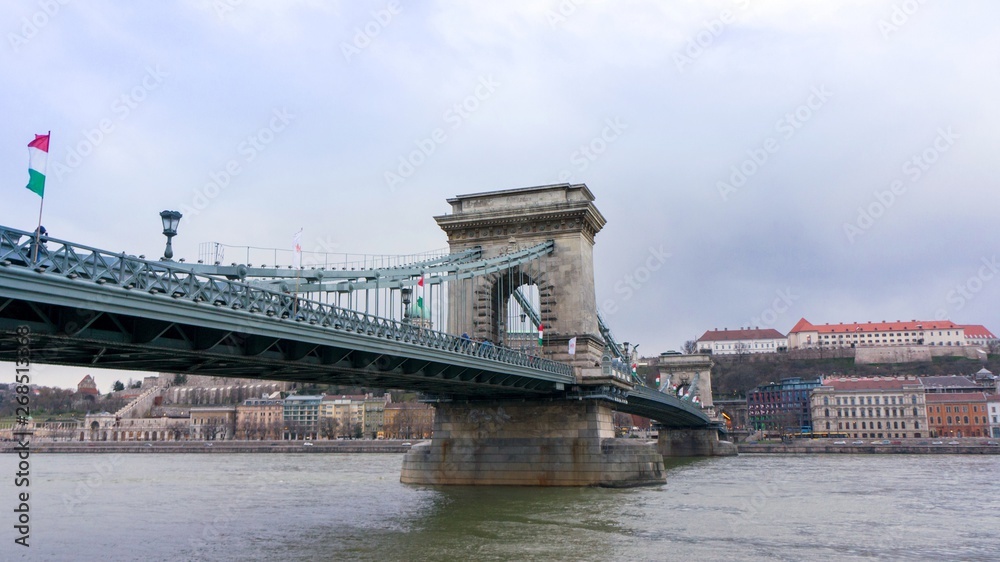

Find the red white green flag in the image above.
[
  {"left": 26, "top": 133, "right": 49, "bottom": 197},
  {"left": 416, "top": 275, "right": 425, "bottom": 311},
  {"left": 538, "top": 324, "right": 544, "bottom": 346},
  {"left": 292, "top": 229, "right": 303, "bottom": 269}
]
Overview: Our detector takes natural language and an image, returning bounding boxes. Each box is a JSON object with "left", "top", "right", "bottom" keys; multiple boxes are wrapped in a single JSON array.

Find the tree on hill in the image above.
[
  {"left": 682, "top": 340, "right": 698, "bottom": 354},
  {"left": 112, "top": 380, "right": 125, "bottom": 392}
]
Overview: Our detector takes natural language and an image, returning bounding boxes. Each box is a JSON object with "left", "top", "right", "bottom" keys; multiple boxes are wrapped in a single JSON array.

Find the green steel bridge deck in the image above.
[{"left": 0, "top": 225, "right": 710, "bottom": 428}]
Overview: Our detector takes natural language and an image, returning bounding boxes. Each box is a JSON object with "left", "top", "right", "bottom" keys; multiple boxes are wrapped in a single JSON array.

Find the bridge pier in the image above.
[
  {"left": 401, "top": 399, "right": 665, "bottom": 487},
  {"left": 656, "top": 427, "right": 738, "bottom": 457}
]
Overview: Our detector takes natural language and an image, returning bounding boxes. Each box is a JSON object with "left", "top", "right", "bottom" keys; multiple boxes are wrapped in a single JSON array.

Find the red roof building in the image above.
[
  {"left": 787, "top": 318, "right": 966, "bottom": 349},
  {"left": 696, "top": 327, "right": 787, "bottom": 355},
  {"left": 77, "top": 375, "right": 99, "bottom": 396},
  {"left": 959, "top": 324, "right": 997, "bottom": 347}
]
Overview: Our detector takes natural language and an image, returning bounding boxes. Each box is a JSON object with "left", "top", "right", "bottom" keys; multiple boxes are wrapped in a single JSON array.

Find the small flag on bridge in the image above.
[
  {"left": 26, "top": 133, "right": 49, "bottom": 197},
  {"left": 416, "top": 274, "right": 426, "bottom": 313},
  {"left": 538, "top": 324, "right": 544, "bottom": 346},
  {"left": 292, "top": 228, "right": 303, "bottom": 269},
  {"left": 568, "top": 336, "right": 577, "bottom": 355}
]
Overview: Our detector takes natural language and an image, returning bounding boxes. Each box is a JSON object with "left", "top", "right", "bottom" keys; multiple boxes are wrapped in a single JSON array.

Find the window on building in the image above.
[
  {"left": 964, "top": 416, "right": 969, "bottom": 424},
  {"left": 947, "top": 416, "right": 952, "bottom": 424}
]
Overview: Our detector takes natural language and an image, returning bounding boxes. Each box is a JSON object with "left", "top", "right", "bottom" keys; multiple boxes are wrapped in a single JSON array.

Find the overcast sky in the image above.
[{"left": 2, "top": 1, "right": 998, "bottom": 392}]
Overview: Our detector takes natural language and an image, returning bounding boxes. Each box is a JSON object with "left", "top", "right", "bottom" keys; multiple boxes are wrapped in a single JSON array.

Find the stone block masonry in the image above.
[{"left": 401, "top": 400, "right": 666, "bottom": 487}]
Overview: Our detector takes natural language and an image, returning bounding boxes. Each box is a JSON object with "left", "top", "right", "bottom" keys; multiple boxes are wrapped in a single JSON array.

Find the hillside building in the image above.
[
  {"left": 787, "top": 318, "right": 965, "bottom": 349},
  {"left": 696, "top": 327, "right": 787, "bottom": 355},
  {"left": 959, "top": 324, "right": 997, "bottom": 348}
]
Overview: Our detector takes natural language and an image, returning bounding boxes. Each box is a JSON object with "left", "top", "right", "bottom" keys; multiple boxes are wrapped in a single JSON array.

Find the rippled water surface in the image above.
[{"left": 4, "top": 452, "right": 998, "bottom": 561}]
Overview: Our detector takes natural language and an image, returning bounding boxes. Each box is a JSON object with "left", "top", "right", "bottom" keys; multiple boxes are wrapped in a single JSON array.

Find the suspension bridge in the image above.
[{"left": 0, "top": 183, "right": 733, "bottom": 486}]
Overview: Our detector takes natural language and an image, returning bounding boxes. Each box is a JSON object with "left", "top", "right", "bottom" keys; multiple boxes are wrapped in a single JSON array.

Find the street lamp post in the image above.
[
  {"left": 401, "top": 287, "right": 412, "bottom": 323},
  {"left": 159, "top": 210, "right": 182, "bottom": 260}
]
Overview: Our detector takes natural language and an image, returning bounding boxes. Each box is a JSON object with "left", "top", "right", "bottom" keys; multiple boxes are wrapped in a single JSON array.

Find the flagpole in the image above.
[
  {"left": 31, "top": 130, "right": 50, "bottom": 265},
  {"left": 292, "top": 228, "right": 302, "bottom": 316}
]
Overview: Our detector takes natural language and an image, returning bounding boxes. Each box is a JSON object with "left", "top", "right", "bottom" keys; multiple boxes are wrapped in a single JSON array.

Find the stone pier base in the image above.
[
  {"left": 657, "top": 428, "right": 738, "bottom": 457},
  {"left": 401, "top": 400, "right": 665, "bottom": 487}
]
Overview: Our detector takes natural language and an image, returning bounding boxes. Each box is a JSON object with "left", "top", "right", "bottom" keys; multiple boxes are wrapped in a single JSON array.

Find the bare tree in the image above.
[
  {"left": 320, "top": 417, "right": 340, "bottom": 440},
  {"left": 682, "top": 340, "right": 698, "bottom": 354},
  {"left": 733, "top": 342, "right": 750, "bottom": 363},
  {"left": 201, "top": 417, "right": 221, "bottom": 441}
]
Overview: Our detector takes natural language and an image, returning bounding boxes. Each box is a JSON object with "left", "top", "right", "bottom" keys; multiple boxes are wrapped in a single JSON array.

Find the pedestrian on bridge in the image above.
[
  {"left": 29, "top": 225, "right": 48, "bottom": 263},
  {"left": 479, "top": 338, "right": 494, "bottom": 358}
]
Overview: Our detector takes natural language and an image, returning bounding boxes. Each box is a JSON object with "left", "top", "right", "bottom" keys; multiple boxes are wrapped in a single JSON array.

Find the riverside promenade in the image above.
[
  {"left": 739, "top": 438, "right": 1000, "bottom": 455},
  {"left": 0, "top": 439, "right": 416, "bottom": 454}
]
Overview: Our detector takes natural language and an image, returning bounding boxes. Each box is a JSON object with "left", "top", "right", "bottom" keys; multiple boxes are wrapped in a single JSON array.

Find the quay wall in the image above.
[
  {"left": 739, "top": 443, "right": 1000, "bottom": 455},
  {"left": 0, "top": 440, "right": 413, "bottom": 454}
]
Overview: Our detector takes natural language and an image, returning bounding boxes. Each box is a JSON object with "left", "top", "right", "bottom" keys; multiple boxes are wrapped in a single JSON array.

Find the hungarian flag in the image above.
[
  {"left": 416, "top": 275, "right": 425, "bottom": 311},
  {"left": 26, "top": 133, "right": 49, "bottom": 197},
  {"left": 568, "top": 336, "right": 577, "bottom": 356},
  {"left": 292, "top": 229, "right": 303, "bottom": 269},
  {"left": 538, "top": 324, "right": 544, "bottom": 346}
]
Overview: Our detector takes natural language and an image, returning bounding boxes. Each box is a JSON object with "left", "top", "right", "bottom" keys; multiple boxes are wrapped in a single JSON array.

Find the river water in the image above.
[{"left": 4, "top": 452, "right": 998, "bottom": 561}]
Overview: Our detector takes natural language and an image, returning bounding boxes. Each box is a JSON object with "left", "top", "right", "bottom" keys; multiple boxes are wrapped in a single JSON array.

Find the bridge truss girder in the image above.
[
  {"left": 0, "top": 224, "right": 711, "bottom": 427},
  {"left": 0, "top": 272, "right": 570, "bottom": 398}
]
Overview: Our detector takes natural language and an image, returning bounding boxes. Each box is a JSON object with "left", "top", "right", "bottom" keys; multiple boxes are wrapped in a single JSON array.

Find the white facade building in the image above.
[
  {"left": 787, "top": 318, "right": 966, "bottom": 349},
  {"left": 960, "top": 324, "right": 998, "bottom": 348},
  {"left": 810, "top": 376, "right": 928, "bottom": 439},
  {"left": 696, "top": 327, "right": 787, "bottom": 355},
  {"left": 988, "top": 395, "right": 1000, "bottom": 439}
]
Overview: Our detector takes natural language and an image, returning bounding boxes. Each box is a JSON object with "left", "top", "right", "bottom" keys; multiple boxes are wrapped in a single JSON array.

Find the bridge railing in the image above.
[{"left": 0, "top": 225, "right": 573, "bottom": 378}]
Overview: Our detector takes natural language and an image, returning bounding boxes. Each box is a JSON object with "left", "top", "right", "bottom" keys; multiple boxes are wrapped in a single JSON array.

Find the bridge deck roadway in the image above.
[{"left": 0, "top": 226, "right": 710, "bottom": 426}]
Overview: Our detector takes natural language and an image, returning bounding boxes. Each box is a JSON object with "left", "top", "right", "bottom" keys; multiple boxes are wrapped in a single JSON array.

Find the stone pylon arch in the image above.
[
  {"left": 435, "top": 183, "right": 607, "bottom": 376},
  {"left": 473, "top": 266, "right": 549, "bottom": 346}
]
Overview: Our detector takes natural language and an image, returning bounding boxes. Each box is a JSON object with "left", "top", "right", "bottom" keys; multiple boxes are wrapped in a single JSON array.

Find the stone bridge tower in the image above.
[{"left": 434, "top": 183, "right": 607, "bottom": 375}]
